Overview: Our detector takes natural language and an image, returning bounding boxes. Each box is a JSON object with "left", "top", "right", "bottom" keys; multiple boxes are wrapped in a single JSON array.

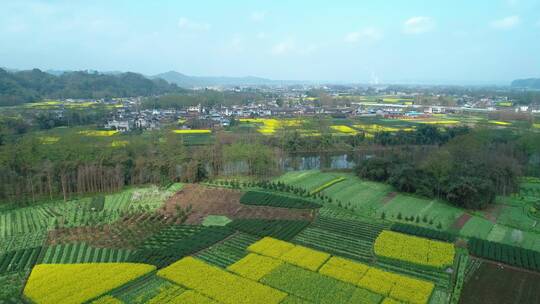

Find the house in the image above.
[{"left": 105, "top": 120, "right": 130, "bottom": 132}]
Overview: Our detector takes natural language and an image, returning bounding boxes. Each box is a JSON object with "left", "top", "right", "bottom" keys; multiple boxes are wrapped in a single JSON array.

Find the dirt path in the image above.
[
  {"left": 451, "top": 213, "right": 472, "bottom": 230},
  {"left": 161, "top": 184, "right": 314, "bottom": 224},
  {"left": 381, "top": 192, "right": 397, "bottom": 205}
]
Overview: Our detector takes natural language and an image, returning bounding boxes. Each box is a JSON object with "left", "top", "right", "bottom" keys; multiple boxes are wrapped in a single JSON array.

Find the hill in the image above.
[
  {"left": 511, "top": 78, "right": 540, "bottom": 89},
  {"left": 154, "top": 71, "right": 303, "bottom": 88},
  {"left": 0, "top": 68, "right": 182, "bottom": 106}
]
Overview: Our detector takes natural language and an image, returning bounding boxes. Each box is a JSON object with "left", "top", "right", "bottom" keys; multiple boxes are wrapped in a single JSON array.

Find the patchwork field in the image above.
[{"left": 1, "top": 170, "right": 539, "bottom": 303}]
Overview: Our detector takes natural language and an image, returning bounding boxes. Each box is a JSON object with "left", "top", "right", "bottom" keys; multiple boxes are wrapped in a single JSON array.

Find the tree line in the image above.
[
  {"left": 356, "top": 128, "right": 534, "bottom": 209},
  {"left": 0, "top": 68, "right": 182, "bottom": 106}
]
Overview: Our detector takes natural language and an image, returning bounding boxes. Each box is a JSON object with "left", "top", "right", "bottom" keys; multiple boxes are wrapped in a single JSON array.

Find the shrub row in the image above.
[
  {"left": 239, "top": 191, "right": 321, "bottom": 209},
  {"left": 390, "top": 223, "right": 456, "bottom": 242},
  {"left": 468, "top": 238, "right": 540, "bottom": 271},
  {"left": 0, "top": 246, "right": 42, "bottom": 274}
]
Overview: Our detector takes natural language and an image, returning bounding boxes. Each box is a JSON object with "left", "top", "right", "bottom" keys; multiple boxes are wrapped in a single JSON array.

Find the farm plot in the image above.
[
  {"left": 0, "top": 205, "right": 55, "bottom": 238},
  {"left": 227, "top": 219, "right": 310, "bottom": 241},
  {"left": 0, "top": 232, "right": 47, "bottom": 254},
  {"left": 110, "top": 275, "right": 180, "bottom": 304},
  {"left": 292, "top": 217, "right": 388, "bottom": 262},
  {"left": 374, "top": 231, "right": 456, "bottom": 269},
  {"left": 196, "top": 232, "right": 259, "bottom": 268},
  {"left": 157, "top": 256, "right": 288, "bottom": 304},
  {"left": 163, "top": 184, "right": 313, "bottom": 224},
  {"left": 248, "top": 237, "right": 436, "bottom": 304},
  {"left": 320, "top": 175, "right": 393, "bottom": 215},
  {"left": 240, "top": 191, "right": 321, "bottom": 209},
  {"left": 0, "top": 246, "right": 42, "bottom": 274},
  {"left": 47, "top": 212, "right": 173, "bottom": 249},
  {"left": 23, "top": 263, "right": 155, "bottom": 304},
  {"left": 458, "top": 217, "right": 494, "bottom": 239},
  {"left": 460, "top": 262, "right": 540, "bottom": 304},
  {"left": 275, "top": 170, "right": 344, "bottom": 192},
  {"left": 378, "top": 194, "right": 464, "bottom": 231},
  {"left": 40, "top": 243, "right": 133, "bottom": 264},
  {"left": 130, "top": 226, "right": 235, "bottom": 268}
]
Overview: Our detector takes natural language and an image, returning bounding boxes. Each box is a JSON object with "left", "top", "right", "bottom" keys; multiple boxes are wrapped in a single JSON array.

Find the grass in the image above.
[
  {"left": 320, "top": 174, "right": 393, "bottom": 215},
  {"left": 275, "top": 170, "right": 343, "bottom": 192},
  {"left": 459, "top": 217, "right": 494, "bottom": 239},
  {"left": 378, "top": 194, "right": 464, "bottom": 231},
  {"left": 202, "top": 215, "right": 232, "bottom": 227}
]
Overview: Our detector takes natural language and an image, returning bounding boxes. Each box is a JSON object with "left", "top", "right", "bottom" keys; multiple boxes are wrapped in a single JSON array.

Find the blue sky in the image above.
[{"left": 1, "top": 0, "right": 539, "bottom": 84}]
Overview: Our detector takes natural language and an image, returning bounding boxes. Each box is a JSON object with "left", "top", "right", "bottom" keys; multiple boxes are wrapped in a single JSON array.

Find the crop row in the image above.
[
  {"left": 130, "top": 226, "right": 235, "bottom": 268},
  {"left": 227, "top": 219, "right": 310, "bottom": 241},
  {"left": 40, "top": 243, "right": 133, "bottom": 264},
  {"left": 139, "top": 225, "right": 204, "bottom": 250},
  {"left": 110, "top": 275, "right": 176, "bottom": 303},
  {"left": 391, "top": 223, "right": 456, "bottom": 242},
  {"left": 196, "top": 232, "right": 259, "bottom": 268},
  {"left": 239, "top": 191, "right": 321, "bottom": 209},
  {"left": 468, "top": 237, "right": 540, "bottom": 271},
  {"left": 0, "top": 232, "right": 47, "bottom": 254},
  {"left": 313, "top": 216, "right": 388, "bottom": 242},
  {"left": 293, "top": 227, "right": 374, "bottom": 262},
  {"left": 0, "top": 246, "right": 42, "bottom": 274}
]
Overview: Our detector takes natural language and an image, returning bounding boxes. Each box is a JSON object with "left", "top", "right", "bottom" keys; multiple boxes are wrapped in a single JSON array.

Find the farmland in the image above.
[{"left": 0, "top": 169, "right": 538, "bottom": 303}]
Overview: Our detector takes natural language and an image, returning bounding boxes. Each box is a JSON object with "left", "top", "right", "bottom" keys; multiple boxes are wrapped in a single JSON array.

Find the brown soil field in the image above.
[
  {"left": 460, "top": 261, "right": 540, "bottom": 304},
  {"left": 161, "top": 184, "right": 315, "bottom": 224},
  {"left": 47, "top": 213, "right": 172, "bottom": 249}
]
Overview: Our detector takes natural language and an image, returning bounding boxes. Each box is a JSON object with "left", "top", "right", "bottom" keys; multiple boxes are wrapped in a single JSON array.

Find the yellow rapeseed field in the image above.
[
  {"left": 330, "top": 125, "right": 358, "bottom": 135},
  {"left": 157, "top": 257, "right": 287, "bottom": 304},
  {"left": 79, "top": 130, "right": 118, "bottom": 137},
  {"left": 172, "top": 129, "right": 212, "bottom": 134},
  {"left": 247, "top": 237, "right": 296, "bottom": 258},
  {"left": 280, "top": 245, "right": 330, "bottom": 271},
  {"left": 239, "top": 118, "right": 303, "bottom": 134},
  {"left": 488, "top": 120, "right": 512, "bottom": 126},
  {"left": 227, "top": 253, "right": 283, "bottom": 281},
  {"left": 39, "top": 136, "right": 60, "bottom": 144},
  {"left": 111, "top": 140, "right": 128, "bottom": 147},
  {"left": 374, "top": 231, "right": 455, "bottom": 269},
  {"left": 23, "top": 263, "right": 155, "bottom": 304}
]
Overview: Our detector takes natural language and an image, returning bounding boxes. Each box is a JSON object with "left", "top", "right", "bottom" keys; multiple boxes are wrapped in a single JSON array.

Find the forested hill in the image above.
[
  {"left": 0, "top": 68, "right": 183, "bottom": 106},
  {"left": 511, "top": 78, "right": 540, "bottom": 89}
]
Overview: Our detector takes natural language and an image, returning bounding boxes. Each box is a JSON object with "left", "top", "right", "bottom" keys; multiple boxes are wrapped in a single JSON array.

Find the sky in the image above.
[{"left": 1, "top": 0, "right": 539, "bottom": 85}]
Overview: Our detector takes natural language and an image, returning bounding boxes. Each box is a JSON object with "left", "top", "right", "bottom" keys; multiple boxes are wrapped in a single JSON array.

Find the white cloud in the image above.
[
  {"left": 403, "top": 16, "right": 435, "bottom": 34},
  {"left": 344, "top": 27, "right": 383, "bottom": 43},
  {"left": 228, "top": 35, "right": 244, "bottom": 52},
  {"left": 505, "top": 0, "right": 519, "bottom": 7},
  {"left": 270, "top": 39, "right": 319, "bottom": 56},
  {"left": 178, "top": 17, "right": 210, "bottom": 31},
  {"left": 250, "top": 11, "right": 267, "bottom": 22},
  {"left": 271, "top": 40, "right": 295, "bottom": 55},
  {"left": 490, "top": 16, "right": 520, "bottom": 29}
]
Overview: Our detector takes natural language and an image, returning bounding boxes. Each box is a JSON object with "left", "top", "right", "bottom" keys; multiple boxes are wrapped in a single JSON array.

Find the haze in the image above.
[{"left": 1, "top": 0, "right": 539, "bottom": 84}]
